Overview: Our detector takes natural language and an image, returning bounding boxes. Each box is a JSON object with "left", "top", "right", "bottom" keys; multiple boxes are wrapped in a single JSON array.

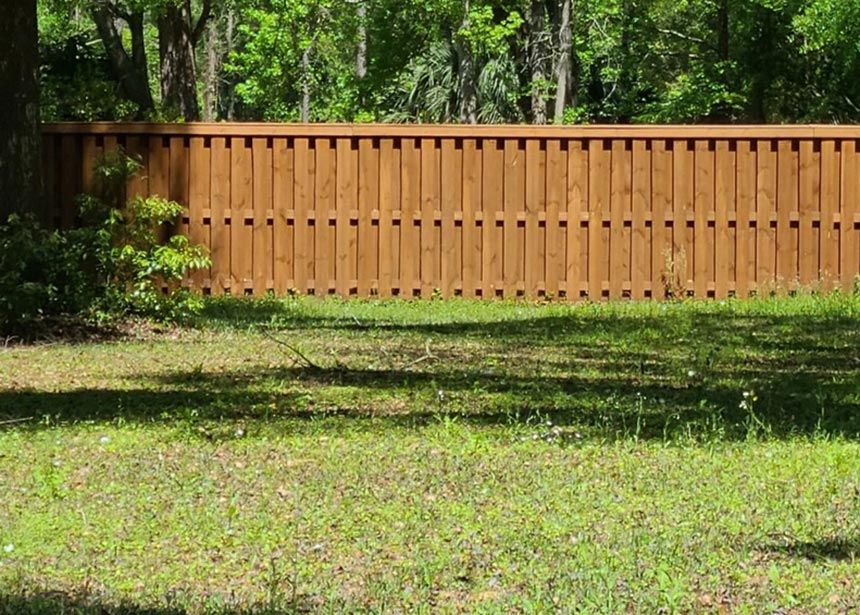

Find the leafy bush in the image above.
[{"left": 0, "top": 149, "right": 210, "bottom": 334}]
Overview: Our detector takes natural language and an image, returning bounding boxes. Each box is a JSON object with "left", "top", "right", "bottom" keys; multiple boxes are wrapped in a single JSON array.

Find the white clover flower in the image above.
[
  {"left": 99, "top": 436, "right": 110, "bottom": 444},
  {"left": 3, "top": 544, "right": 13, "bottom": 553},
  {"left": 687, "top": 369, "right": 696, "bottom": 378}
]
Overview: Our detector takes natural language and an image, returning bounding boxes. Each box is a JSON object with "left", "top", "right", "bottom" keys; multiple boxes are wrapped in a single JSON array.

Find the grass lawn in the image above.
[{"left": 3, "top": 295, "right": 860, "bottom": 613}]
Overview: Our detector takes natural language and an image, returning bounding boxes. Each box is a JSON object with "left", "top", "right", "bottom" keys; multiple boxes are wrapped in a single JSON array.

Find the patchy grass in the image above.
[{"left": 3, "top": 295, "right": 860, "bottom": 613}]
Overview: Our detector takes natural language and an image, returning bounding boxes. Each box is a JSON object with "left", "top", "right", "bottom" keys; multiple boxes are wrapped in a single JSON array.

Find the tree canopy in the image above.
[{"left": 32, "top": 0, "right": 860, "bottom": 123}]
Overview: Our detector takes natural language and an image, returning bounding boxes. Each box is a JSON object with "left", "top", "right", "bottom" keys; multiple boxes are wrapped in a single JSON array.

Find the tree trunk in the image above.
[
  {"left": 553, "top": 0, "right": 573, "bottom": 122},
  {"left": 456, "top": 0, "right": 478, "bottom": 124},
  {"left": 0, "top": 0, "right": 41, "bottom": 220},
  {"left": 718, "top": 0, "right": 729, "bottom": 63},
  {"left": 158, "top": 3, "right": 200, "bottom": 121},
  {"left": 203, "top": 18, "right": 219, "bottom": 121},
  {"left": 301, "top": 46, "right": 312, "bottom": 122},
  {"left": 356, "top": 2, "right": 367, "bottom": 79},
  {"left": 91, "top": 2, "right": 154, "bottom": 116},
  {"left": 528, "top": 0, "right": 548, "bottom": 124}
]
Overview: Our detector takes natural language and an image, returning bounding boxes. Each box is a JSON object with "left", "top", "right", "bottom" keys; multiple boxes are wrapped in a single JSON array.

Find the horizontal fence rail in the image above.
[{"left": 42, "top": 122, "right": 860, "bottom": 299}]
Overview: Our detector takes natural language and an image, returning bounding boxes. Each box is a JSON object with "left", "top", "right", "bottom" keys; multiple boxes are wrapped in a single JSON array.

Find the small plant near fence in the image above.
[{"left": 0, "top": 148, "right": 209, "bottom": 334}]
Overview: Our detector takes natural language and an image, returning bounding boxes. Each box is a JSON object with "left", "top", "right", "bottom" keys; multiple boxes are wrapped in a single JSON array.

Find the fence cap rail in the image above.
[{"left": 41, "top": 122, "right": 860, "bottom": 139}]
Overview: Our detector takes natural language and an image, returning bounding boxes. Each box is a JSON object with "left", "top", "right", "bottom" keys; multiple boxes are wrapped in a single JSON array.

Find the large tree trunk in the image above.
[
  {"left": 456, "top": 0, "right": 478, "bottom": 124},
  {"left": 0, "top": 0, "right": 41, "bottom": 220},
  {"left": 553, "top": 0, "right": 573, "bottom": 122},
  {"left": 91, "top": 2, "right": 154, "bottom": 116},
  {"left": 356, "top": 2, "right": 367, "bottom": 79},
  {"left": 202, "top": 18, "right": 220, "bottom": 121},
  {"left": 527, "top": 0, "right": 548, "bottom": 124},
  {"left": 158, "top": 3, "right": 200, "bottom": 121}
]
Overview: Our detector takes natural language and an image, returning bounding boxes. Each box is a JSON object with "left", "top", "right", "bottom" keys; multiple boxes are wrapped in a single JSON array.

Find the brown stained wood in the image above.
[
  {"left": 45, "top": 122, "right": 860, "bottom": 140},
  {"left": 482, "top": 139, "right": 503, "bottom": 298},
  {"left": 609, "top": 140, "right": 628, "bottom": 299},
  {"left": 125, "top": 135, "right": 149, "bottom": 201},
  {"left": 631, "top": 140, "right": 649, "bottom": 299},
  {"left": 293, "top": 138, "right": 313, "bottom": 293},
  {"left": 230, "top": 137, "right": 253, "bottom": 293},
  {"left": 148, "top": 136, "right": 169, "bottom": 198},
  {"left": 272, "top": 138, "right": 294, "bottom": 294},
  {"left": 169, "top": 136, "right": 189, "bottom": 237},
  {"left": 504, "top": 139, "right": 524, "bottom": 297},
  {"left": 799, "top": 141, "right": 820, "bottom": 286},
  {"left": 315, "top": 139, "right": 335, "bottom": 296},
  {"left": 462, "top": 139, "right": 481, "bottom": 298},
  {"left": 651, "top": 140, "right": 671, "bottom": 298},
  {"left": 400, "top": 138, "right": 420, "bottom": 296},
  {"left": 841, "top": 141, "right": 859, "bottom": 290},
  {"left": 736, "top": 141, "right": 755, "bottom": 297},
  {"left": 336, "top": 138, "right": 358, "bottom": 297},
  {"left": 188, "top": 137, "right": 211, "bottom": 290},
  {"left": 714, "top": 141, "right": 734, "bottom": 298},
  {"left": 545, "top": 140, "right": 564, "bottom": 298},
  {"left": 820, "top": 140, "right": 839, "bottom": 287},
  {"left": 756, "top": 140, "right": 777, "bottom": 291},
  {"left": 41, "top": 134, "right": 56, "bottom": 227},
  {"left": 673, "top": 140, "right": 694, "bottom": 294},
  {"left": 525, "top": 139, "right": 544, "bottom": 298},
  {"left": 777, "top": 140, "right": 798, "bottom": 290},
  {"left": 694, "top": 141, "right": 713, "bottom": 298},
  {"left": 357, "top": 138, "right": 378, "bottom": 296},
  {"left": 59, "top": 135, "right": 79, "bottom": 228},
  {"left": 420, "top": 138, "right": 440, "bottom": 297},
  {"left": 588, "top": 140, "right": 610, "bottom": 299},
  {"left": 567, "top": 141, "right": 587, "bottom": 299},
  {"left": 378, "top": 139, "right": 399, "bottom": 297},
  {"left": 440, "top": 139, "right": 460, "bottom": 297},
  {"left": 209, "top": 137, "right": 230, "bottom": 294},
  {"left": 252, "top": 138, "right": 273, "bottom": 295},
  {"left": 81, "top": 136, "right": 99, "bottom": 197}
]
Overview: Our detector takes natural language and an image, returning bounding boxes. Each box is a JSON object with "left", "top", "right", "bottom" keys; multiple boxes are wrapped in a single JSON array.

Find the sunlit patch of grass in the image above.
[{"left": 3, "top": 294, "right": 860, "bottom": 612}]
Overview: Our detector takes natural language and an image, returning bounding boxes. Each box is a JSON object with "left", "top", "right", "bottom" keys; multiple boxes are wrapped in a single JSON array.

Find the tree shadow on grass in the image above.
[
  {"left": 4, "top": 303, "right": 860, "bottom": 440},
  {"left": 759, "top": 534, "right": 860, "bottom": 561},
  {"left": 0, "top": 591, "right": 322, "bottom": 615}
]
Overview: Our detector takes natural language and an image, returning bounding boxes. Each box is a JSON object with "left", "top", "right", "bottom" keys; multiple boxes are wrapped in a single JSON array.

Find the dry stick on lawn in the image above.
[
  {"left": 260, "top": 328, "right": 322, "bottom": 370},
  {"left": 0, "top": 417, "right": 34, "bottom": 426}
]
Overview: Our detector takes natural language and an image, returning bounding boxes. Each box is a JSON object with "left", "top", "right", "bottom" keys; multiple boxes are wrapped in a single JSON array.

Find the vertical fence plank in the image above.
[
  {"left": 841, "top": 140, "right": 859, "bottom": 290},
  {"left": 588, "top": 139, "right": 610, "bottom": 299},
  {"left": 125, "top": 135, "right": 149, "bottom": 202},
  {"left": 41, "top": 134, "right": 57, "bottom": 227},
  {"left": 651, "top": 140, "right": 671, "bottom": 298},
  {"left": 336, "top": 138, "right": 358, "bottom": 297},
  {"left": 462, "top": 139, "right": 481, "bottom": 298},
  {"left": 482, "top": 139, "right": 503, "bottom": 298},
  {"left": 820, "top": 140, "right": 840, "bottom": 288},
  {"left": 230, "top": 137, "right": 253, "bottom": 294},
  {"left": 252, "top": 138, "right": 273, "bottom": 295},
  {"left": 694, "top": 141, "right": 713, "bottom": 298},
  {"left": 756, "top": 140, "right": 776, "bottom": 293},
  {"left": 545, "top": 139, "right": 564, "bottom": 298},
  {"left": 209, "top": 137, "right": 230, "bottom": 295},
  {"left": 799, "top": 141, "right": 820, "bottom": 286},
  {"left": 440, "top": 138, "right": 460, "bottom": 297},
  {"left": 736, "top": 141, "right": 755, "bottom": 297},
  {"left": 377, "top": 138, "right": 398, "bottom": 297},
  {"left": 401, "top": 138, "right": 420, "bottom": 296},
  {"left": 272, "top": 138, "right": 294, "bottom": 294},
  {"left": 358, "top": 138, "right": 378, "bottom": 296},
  {"left": 714, "top": 141, "right": 734, "bottom": 298},
  {"left": 59, "top": 135, "right": 80, "bottom": 228},
  {"left": 609, "top": 139, "right": 629, "bottom": 299},
  {"left": 631, "top": 140, "right": 649, "bottom": 299},
  {"left": 504, "top": 139, "right": 524, "bottom": 297},
  {"left": 169, "top": 136, "right": 189, "bottom": 239},
  {"left": 189, "top": 137, "right": 211, "bottom": 291},
  {"left": 293, "top": 138, "right": 313, "bottom": 294},
  {"left": 525, "top": 139, "right": 544, "bottom": 298},
  {"left": 777, "top": 140, "right": 798, "bottom": 291},
  {"left": 673, "top": 139, "right": 694, "bottom": 295},
  {"left": 567, "top": 140, "right": 587, "bottom": 300},
  {"left": 315, "top": 138, "right": 334, "bottom": 296},
  {"left": 421, "top": 138, "right": 440, "bottom": 297}
]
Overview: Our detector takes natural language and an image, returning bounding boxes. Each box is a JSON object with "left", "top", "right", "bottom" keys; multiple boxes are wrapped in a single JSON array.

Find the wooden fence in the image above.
[{"left": 41, "top": 123, "right": 860, "bottom": 299}]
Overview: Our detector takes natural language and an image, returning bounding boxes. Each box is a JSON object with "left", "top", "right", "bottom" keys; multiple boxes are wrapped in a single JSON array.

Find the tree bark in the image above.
[
  {"left": 528, "top": 0, "right": 548, "bottom": 124},
  {"left": 91, "top": 2, "right": 154, "bottom": 116},
  {"left": 158, "top": 2, "right": 203, "bottom": 121},
  {"left": 0, "top": 0, "right": 41, "bottom": 220},
  {"left": 553, "top": 0, "right": 573, "bottom": 122},
  {"left": 356, "top": 2, "right": 367, "bottom": 79},
  {"left": 456, "top": 0, "right": 478, "bottom": 124},
  {"left": 202, "top": 18, "right": 220, "bottom": 121},
  {"left": 301, "top": 46, "right": 312, "bottom": 122}
]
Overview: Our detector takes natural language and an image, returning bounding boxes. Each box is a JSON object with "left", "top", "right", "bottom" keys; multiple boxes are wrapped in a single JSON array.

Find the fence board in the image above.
[{"left": 42, "top": 123, "right": 860, "bottom": 301}]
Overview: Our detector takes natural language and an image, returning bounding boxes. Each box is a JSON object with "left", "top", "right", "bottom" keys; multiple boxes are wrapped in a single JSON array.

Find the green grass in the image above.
[{"left": 3, "top": 295, "right": 860, "bottom": 613}]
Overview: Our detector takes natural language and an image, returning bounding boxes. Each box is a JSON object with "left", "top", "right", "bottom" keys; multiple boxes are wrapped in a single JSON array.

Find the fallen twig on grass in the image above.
[{"left": 261, "top": 329, "right": 322, "bottom": 370}]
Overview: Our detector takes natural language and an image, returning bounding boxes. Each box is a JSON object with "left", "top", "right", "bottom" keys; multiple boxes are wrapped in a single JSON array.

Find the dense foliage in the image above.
[
  {"left": 37, "top": 0, "right": 860, "bottom": 124},
  {"left": 0, "top": 151, "right": 210, "bottom": 333}
]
